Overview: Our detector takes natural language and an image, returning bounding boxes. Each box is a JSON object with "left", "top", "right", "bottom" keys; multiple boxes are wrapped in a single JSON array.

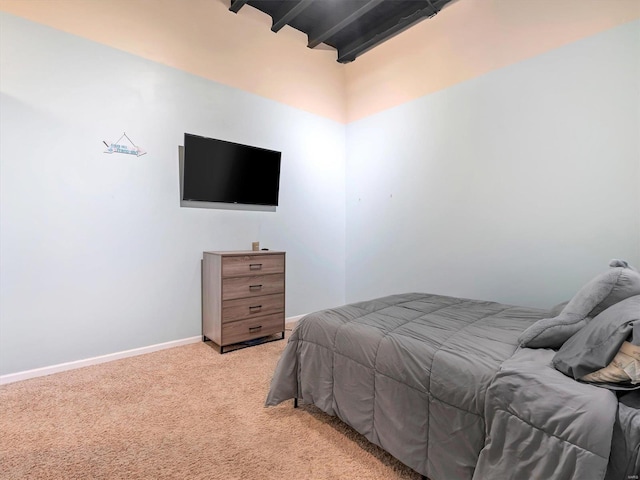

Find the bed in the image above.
[{"left": 265, "top": 261, "right": 640, "bottom": 480}]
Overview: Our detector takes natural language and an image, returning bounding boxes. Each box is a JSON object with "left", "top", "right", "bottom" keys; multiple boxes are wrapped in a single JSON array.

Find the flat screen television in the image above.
[{"left": 182, "top": 133, "right": 281, "bottom": 206}]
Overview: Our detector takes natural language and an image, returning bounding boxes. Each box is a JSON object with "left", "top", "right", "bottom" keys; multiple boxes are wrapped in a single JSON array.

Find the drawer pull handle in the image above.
[
  {"left": 249, "top": 305, "right": 262, "bottom": 311},
  {"left": 249, "top": 263, "right": 263, "bottom": 270},
  {"left": 249, "top": 325, "right": 262, "bottom": 333},
  {"left": 249, "top": 284, "right": 263, "bottom": 290}
]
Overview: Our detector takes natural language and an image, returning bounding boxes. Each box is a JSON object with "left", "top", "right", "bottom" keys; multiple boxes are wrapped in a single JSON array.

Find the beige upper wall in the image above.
[
  {"left": 1, "top": 0, "right": 638, "bottom": 124},
  {"left": 345, "top": 0, "right": 640, "bottom": 122},
  {"left": 0, "top": 0, "right": 347, "bottom": 123}
]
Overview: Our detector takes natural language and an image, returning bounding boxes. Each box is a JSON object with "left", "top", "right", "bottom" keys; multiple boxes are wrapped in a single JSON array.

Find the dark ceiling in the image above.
[{"left": 229, "top": 0, "right": 455, "bottom": 63}]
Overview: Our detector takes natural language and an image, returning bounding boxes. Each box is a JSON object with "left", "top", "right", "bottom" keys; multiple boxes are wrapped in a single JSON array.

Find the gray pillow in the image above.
[
  {"left": 548, "top": 300, "right": 569, "bottom": 318},
  {"left": 519, "top": 260, "right": 640, "bottom": 349},
  {"left": 552, "top": 295, "right": 640, "bottom": 390}
]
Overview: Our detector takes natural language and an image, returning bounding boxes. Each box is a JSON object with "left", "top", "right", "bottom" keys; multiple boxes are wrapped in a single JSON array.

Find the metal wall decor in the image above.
[{"left": 103, "top": 132, "right": 146, "bottom": 157}]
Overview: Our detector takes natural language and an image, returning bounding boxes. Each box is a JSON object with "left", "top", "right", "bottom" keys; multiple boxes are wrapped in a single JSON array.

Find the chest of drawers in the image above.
[{"left": 202, "top": 251, "right": 286, "bottom": 353}]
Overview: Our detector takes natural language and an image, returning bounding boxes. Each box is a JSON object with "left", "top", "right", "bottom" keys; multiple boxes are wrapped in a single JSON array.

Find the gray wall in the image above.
[
  {"left": 0, "top": 14, "right": 346, "bottom": 375},
  {"left": 2, "top": 12, "right": 639, "bottom": 377},
  {"left": 346, "top": 20, "right": 640, "bottom": 308}
]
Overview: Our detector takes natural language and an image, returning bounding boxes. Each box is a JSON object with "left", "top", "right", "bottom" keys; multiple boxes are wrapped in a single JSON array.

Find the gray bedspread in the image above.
[
  {"left": 265, "top": 293, "right": 635, "bottom": 479},
  {"left": 607, "top": 391, "right": 640, "bottom": 480},
  {"left": 473, "top": 348, "right": 618, "bottom": 479}
]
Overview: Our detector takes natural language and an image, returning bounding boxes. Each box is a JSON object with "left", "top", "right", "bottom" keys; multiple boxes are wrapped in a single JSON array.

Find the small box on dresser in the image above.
[{"left": 202, "top": 250, "right": 286, "bottom": 353}]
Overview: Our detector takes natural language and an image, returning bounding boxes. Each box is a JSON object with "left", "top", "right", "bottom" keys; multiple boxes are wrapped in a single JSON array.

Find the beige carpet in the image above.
[{"left": 0, "top": 332, "right": 422, "bottom": 479}]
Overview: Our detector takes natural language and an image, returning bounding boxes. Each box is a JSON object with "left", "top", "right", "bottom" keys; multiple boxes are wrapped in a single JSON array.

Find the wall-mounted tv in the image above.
[{"left": 182, "top": 133, "right": 281, "bottom": 207}]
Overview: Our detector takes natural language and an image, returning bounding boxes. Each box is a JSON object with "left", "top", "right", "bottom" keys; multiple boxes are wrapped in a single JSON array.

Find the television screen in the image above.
[{"left": 182, "top": 133, "right": 281, "bottom": 206}]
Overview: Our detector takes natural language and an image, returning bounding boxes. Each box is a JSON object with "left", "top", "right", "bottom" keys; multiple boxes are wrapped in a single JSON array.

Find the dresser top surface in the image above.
[{"left": 204, "top": 250, "right": 285, "bottom": 256}]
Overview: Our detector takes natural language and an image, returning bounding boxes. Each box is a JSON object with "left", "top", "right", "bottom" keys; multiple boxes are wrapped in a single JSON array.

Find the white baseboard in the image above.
[
  {"left": 0, "top": 314, "right": 307, "bottom": 385},
  {"left": 0, "top": 336, "right": 202, "bottom": 385},
  {"left": 285, "top": 314, "right": 306, "bottom": 327}
]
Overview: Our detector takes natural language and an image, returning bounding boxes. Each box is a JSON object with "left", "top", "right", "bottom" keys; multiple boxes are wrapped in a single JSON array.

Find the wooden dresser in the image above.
[{"left": 202, "top": 250, "right": 285, "bottom": 353}]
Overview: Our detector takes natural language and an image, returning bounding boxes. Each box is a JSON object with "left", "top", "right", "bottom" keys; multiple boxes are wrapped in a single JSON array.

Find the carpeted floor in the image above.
[{"left": 0, "top": 331, "right": 422, "bottom": 479}]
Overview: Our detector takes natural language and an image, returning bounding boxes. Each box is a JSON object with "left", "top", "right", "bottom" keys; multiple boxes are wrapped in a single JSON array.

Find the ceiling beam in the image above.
[
  {"left": 336, "top": 0, "right": 451, "bottom": 63},
  {"left": 229, "top": 0, "right": 248, "bottom": 14},
  {"left": 271, "top": 0, "right": 314, "bottom": 32},
  {"left": 306, "top": 0, "right": 385, "bottom": 49}
]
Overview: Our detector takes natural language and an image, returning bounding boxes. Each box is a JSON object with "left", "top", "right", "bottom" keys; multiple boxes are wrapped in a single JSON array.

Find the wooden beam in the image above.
[
  {"left": 336, "top": 0, "right": 450, "bottom": 63},
  {"left": 307, "top": 0, "right": 385, "bottom": 49},
  {"left": 271, "top": 0, "right": 314, "bottom": 32},
  {"left": 229, "top": 0, "right": 248, "bottom": 14}
]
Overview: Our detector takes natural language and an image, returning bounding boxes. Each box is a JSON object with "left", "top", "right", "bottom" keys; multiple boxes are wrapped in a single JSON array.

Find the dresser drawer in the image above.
[
  {"left": 221, "top": 313, "right": 284, "bottom": 346},
  {"left": 222, "top": 293, "right": 285, "bottom": 322},
  {"left": 222, "top": 273, "right": 284, "bottom": 300},
  {"left": 222, "top": 254, "right": 284, "bottom": 277},
  {"left": 202, "top": 250, "right": 286, "bottom": 353}
]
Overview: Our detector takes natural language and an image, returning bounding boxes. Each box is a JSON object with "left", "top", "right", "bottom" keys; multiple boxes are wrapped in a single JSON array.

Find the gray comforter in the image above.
[
  {"left": 473, "top": 348, "right": 618, "bottom": 479},
  {"left": 265, "top": 293, "right": 636, "bottom": 479}
]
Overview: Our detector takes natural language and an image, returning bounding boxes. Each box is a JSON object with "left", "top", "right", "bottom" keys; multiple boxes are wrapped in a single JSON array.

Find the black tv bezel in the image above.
[{"left": 182, "top": 133, "right": 282, "bottom": 207}]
